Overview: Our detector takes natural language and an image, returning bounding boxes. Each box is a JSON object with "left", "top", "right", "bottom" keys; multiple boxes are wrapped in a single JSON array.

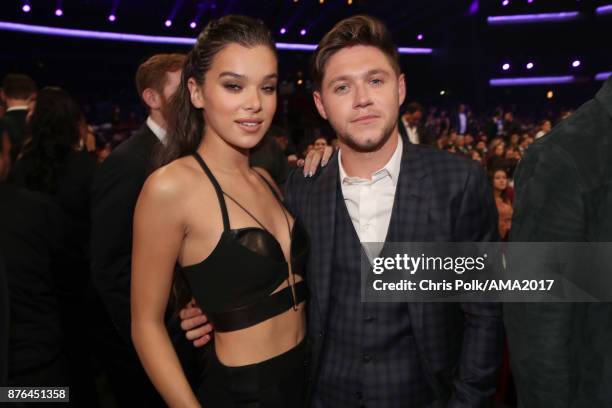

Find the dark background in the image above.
[{"left": 1, "top": 0, "right": 611, "bottom": 124}]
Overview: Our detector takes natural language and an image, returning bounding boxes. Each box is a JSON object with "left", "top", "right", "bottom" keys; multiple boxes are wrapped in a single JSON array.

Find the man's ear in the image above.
[
  {"left": 313, "top": 90, "right": 328, "bottom": 120},
  {"left": 398, "top": 73, "right": 406, "bottom": 106},
  {"left": 142, "top": 88, "right": 161, "bottom": 110},
  {"left": 187, "top": 78, "right": 205, "bottom": 109}
]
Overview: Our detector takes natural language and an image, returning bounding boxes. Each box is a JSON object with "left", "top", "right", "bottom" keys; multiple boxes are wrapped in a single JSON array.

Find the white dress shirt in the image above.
[
  {"left": 338, "top": 136, "right": 403, "bottom": 258},
  {"left": 458, "top": 112, "right": 467, "bottom": 135},
  {"left": 6, "top": 106, "right": 28, "bottom": 113},
  {"left": 401, "top": 119, "right": 420, "bottom": 144},
  {"left": 146, "top": 116, "right": 167, "bottom": 144}
]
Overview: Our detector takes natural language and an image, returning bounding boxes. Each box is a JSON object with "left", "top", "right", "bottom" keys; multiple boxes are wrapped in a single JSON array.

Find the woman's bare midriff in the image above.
[{"left": 213, "top": 279, "right": 306, "bottom": 367}]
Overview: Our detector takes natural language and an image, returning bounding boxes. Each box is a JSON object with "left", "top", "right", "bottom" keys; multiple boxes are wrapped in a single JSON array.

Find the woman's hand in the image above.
[{"left": 298, "top": 146, "right": 334, "bottom": 177}]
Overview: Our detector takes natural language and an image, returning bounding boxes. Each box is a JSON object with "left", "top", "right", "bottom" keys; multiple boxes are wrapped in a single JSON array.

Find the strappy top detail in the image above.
[{"left": 180, "top": 153, "right": 309, "bottom": 332}]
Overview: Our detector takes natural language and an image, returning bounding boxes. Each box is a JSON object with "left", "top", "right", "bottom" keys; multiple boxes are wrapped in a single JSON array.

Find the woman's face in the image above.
[
  {"left": 314, "top": 137, "right": 328, "bottom": 151},
  {"left": 494, "top": 143, "right": 505, "bottom": 156},
  {"left": 493, "top": 170, "right": 508, "bottom": 191},
  {"left": 190, "top": 43, "right": 278, "bottom": 150}
]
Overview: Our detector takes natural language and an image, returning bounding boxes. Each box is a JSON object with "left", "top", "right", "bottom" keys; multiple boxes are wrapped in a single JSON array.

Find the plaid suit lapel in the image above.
[
  {"left": 386, "top": 139, "right": 430, "bottom": 350},
  {"left": 308, "top": 155, "right": 339, "bottom": 331},
  {"left": 386, "top": 138, "right": 429, "bottom": 243}
]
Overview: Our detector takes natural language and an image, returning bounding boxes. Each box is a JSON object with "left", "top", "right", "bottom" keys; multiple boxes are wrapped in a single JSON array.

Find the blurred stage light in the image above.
[
  {"left": 488, "top": 11, "right": 579, "bottom": 24},
  {"left": 572, "top": 60, "right": 581, "bottom": 67},
  {"left": 595, "top": 4, "right": 612, "bottom": 15},
  {"left": 165, "top": 20, "right": 172, "bottom": 27},
  {"left": 280, "top": 27, "right": 287, "bottom": 34},
  {"left": 300, "top": 29, "right": 306, "bottom": 36},
  {"left": 55, "top": 9, "right": 63, "bottom": 17},
  {"left": 502, "top": 63, "right": 510, "bottom": 71},
  {"left": 0, "top": 21, "right": 434, "bottom": 54},
  {"left": 490, "top": 76, "right": 577, "bottom": 86},
  {"left": 526, "top": 62, "right": 534, "bottom": 69}
]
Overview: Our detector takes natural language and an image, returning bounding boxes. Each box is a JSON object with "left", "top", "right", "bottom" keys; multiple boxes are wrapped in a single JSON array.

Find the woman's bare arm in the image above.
[{"left": 131, "top": 167, "right": 200, "bottom": 408}]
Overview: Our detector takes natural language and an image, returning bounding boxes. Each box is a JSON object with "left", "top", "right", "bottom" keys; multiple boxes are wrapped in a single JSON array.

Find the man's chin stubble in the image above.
[{"left": 342, "top": 124, "right": 394, "bottom": 153}]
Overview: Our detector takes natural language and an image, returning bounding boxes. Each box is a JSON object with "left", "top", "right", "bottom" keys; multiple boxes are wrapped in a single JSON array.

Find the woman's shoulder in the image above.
[{"left": 141, "top": 155, "right": 213, "bottom": 206}]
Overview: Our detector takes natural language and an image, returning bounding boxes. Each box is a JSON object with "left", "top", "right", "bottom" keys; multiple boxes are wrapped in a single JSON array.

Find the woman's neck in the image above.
[{"left": 197, "top": 129, "right": 251, "bottom": 176}]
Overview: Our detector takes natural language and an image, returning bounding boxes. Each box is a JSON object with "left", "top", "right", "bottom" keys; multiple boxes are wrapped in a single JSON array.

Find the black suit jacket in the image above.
[
  {"left": 398, "top": 118, "right": 435, "bottom": 146},
  {"left": 0, "top": 184, "right": 64, "bottom": 378},
  {"left": 0, "top": 109, "right": 28, "bottom": 163},
  {"left": 285, "top": 137, "right": 504, "bottom": 406},
  {"left": 91, "top": 124, "right": 159, "bottom": 343},
  {"left": 505, "top": 78, "right": 612, "bottom": 407}
]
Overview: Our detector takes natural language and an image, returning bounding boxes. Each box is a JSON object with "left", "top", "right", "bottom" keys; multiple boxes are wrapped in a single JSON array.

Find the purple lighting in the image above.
[
  {"left": 502, "top": 63, "right": 510, "bottom": 71},
  {"left": 190, "top": 22, "right": 196, "bottom": 29},
  {"left": 487, "top": 11, "right": 580, "bottom": 24},
  {"left": 280, "top": 27, "right": 287, "bottom": 34},
  {"left": 108, "top": 14, "right": 116, "bottom": 22},
  {"left": 526, "top": 62, "right": 534, "bottom": 69},
  {"left": 22, "top": 4, "right": 31, "bottom": 13},
  {"left": 502, "top": 0, "right": 509, "bottom": 6},
  {"left": 55, "top": 9, "right": 63, "bottom": 17},
  {"left": 596, "top": 4, "right": 612, "bottom": 15},
  {"left": 164, "top": 20, "right": 172, "bottom": 27},
  {"left": 417, "top": 33, "right": 423, "bottom": 40},
  {"left": 299, "top": 29, "right": 306, "bottom": 36},
  {"left": 595, "top": 72, "right": 612, "bottom": 81},
  {"left": 572, "top": 60, "right": 581, "bottom": 67},
  {"left": 527, "top": 0, "right": 534, "bottom": 3},
  {"left": 0, "top": 21, "right": 434, "bottom": 54},
  {"left": 489, "top": 76, "right": 577, "bottom": 86},
  {"left": 468, "top": 0, "right": 479, "bottom": 15}
]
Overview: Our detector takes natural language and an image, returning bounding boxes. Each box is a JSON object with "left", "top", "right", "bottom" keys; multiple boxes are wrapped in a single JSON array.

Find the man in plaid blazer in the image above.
[
  {"left": 286, "top": 15, "right": 504, "bottom": 407},
  {"left": 181, "top": 15, "right": 504, "bottom": 407}
]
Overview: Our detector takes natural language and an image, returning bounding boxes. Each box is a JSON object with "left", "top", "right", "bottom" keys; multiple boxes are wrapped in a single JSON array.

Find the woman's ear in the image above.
[{"left": 187, "top": 78, "right": 204, "bottom": 109}]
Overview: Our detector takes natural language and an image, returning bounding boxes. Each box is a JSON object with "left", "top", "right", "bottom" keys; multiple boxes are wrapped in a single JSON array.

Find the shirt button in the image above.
[{"left": 363, "top": 354, "right": 372, "bottom": 363}]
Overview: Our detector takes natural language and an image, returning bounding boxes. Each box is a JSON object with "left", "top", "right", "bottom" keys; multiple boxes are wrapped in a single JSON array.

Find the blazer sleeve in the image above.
[
  {"left": 448, "top": 162, "right": 505, "bottom": 408},
  {"left": 91, "top": 152, "right": 147, "bottom": 344},
  {"left": 504, "top": 143, "right": 584, "bottom": 408}
]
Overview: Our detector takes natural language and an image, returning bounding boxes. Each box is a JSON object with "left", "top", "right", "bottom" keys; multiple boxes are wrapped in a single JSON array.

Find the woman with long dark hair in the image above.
[
  {"left": 490, "top": 168, "right": 513, "bottom": 240},
  {"left": 131, "top": 15, "right": 309, "bottom": 407},
  {"left": 8, "top": 86, "right": 98, "bottom": 405}
]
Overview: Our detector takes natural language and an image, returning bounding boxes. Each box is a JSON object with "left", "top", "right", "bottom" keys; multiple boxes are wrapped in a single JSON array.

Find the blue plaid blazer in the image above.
[{"left": 285, "top": 137, "right": 504, "bottom": 407}]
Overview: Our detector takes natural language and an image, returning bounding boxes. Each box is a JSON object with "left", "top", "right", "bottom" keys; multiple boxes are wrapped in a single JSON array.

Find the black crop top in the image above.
[{"left": 179, "top": 153, "right": 309, "bottom": 332}]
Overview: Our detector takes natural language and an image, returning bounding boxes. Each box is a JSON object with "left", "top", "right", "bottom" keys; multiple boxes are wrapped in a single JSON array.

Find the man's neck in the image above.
[
  {"left": 148, "top": 111, "right": 166, "bottom": 130},
  {"left": 339, "top": 131, "right": 400, "bottom": 180}
]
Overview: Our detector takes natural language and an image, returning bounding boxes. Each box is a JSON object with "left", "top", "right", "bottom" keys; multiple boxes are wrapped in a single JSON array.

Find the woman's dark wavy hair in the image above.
[
  {"left": 156, "top": 14, "right": 276, "bottom": 168},
  {"left": 21, "top": 86, "right": 82, "bottom": 194},
  {"left": 158, "top": 15, "right": 276, "bottom": 312}
]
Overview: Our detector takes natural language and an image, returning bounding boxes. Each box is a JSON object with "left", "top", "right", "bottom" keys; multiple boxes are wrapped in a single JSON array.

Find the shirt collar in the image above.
[
  {"left": 146, "top": 116, "right": 167, "bottom": 144},
  {"left": 338, "top": 136, "right": 403, "bottom": 186},
  {"left": 6, "top": 106, "right": 28, "bottom": 112}
]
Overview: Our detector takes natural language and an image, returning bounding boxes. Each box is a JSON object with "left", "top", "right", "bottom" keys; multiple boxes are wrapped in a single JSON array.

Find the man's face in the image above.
[{"left": 313, "top": 45, "right": 405, "bottom": 153}]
